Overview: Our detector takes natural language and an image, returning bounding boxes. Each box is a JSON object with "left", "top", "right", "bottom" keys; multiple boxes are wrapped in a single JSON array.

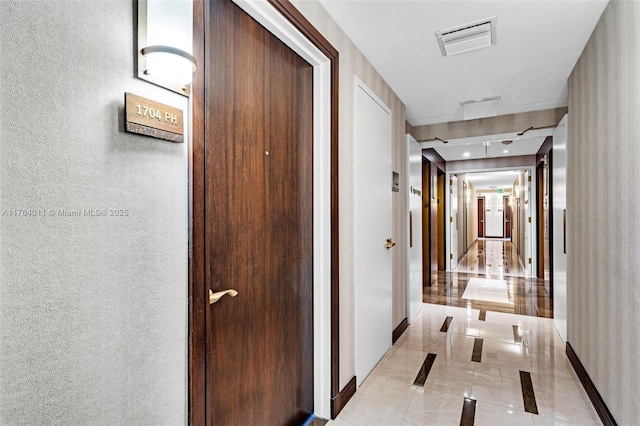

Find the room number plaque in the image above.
[{"left": 125, "top": 92, "right": 184, "bottom": 143}]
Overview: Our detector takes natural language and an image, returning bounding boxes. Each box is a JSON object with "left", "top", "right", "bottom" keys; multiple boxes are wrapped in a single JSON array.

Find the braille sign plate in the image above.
[{"left": 125, "top": 92, "right": 184, "bottom": 143}]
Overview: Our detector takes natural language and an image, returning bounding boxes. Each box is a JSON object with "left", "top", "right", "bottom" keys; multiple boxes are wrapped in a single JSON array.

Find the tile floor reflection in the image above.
[
  {"left": 328, "top": 304, "right": 601, "bottom": 426},
  {"left": 424, "top": 272, "right": 552, "bottom": 319},
  {"left": 426, "top": 240, "right": 552, "bottom": 318},
  {"left": 456, "top": 239, "right": 525, "bottom": 277}
]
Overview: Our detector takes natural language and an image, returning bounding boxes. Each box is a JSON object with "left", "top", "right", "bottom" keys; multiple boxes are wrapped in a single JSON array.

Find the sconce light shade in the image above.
[
  {"left": 141, "top": 45, "right": 196, "bottom": 90},
  {"left": 138, "top": 0, "right": 195, "bottom": 95}
]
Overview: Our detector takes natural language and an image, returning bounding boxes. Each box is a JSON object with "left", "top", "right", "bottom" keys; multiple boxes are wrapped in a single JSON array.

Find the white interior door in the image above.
[
  {"left": 485, "top": 193, "right": 504, "bottom": 238},
  {"left": 354, "top": 78, "right": 392, "bottom": 387},
  {"left": 406, "top": 134, "right": 423, "bottom": 323},
  {"left": 553, "top": 115, "right": 568, "bottom": 342},
  {"left": 524, "top": 170, "right": 533, "bottom": 276},
  {"left": 450, "top": 175, "right": 458, "bottom": 269}
]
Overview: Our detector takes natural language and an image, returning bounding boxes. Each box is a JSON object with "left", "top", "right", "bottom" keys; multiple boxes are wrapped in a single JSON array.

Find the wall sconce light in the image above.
[{"left": 138, "top": 0, "right": 196, "bottom": 95}]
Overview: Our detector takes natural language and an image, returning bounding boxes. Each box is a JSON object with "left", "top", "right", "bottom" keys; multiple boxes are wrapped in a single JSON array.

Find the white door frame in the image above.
[{"left": 232, "top": 0, "right": 332, "bottom": 417}]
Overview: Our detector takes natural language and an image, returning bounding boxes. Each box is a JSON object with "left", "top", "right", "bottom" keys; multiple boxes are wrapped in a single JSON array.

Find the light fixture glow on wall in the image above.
[{"left": 138, "top": 0, "right": 195, "bottom": 95}]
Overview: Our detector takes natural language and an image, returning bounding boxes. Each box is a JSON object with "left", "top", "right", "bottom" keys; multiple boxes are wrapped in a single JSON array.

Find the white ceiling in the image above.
[
  {"left": 317, "top": 0, "right": 608, "bottom": 126},
  {"left": 318, "top": 0, "right": 607, "bottom": 162}
]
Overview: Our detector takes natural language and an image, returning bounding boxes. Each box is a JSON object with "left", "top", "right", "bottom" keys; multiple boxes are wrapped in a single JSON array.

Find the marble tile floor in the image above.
[
  {"left": 455, "top": 239, "right": 525, "bottom": 278},
  {"left": 327, "top": 304, "right": 601, "bottom": 426}
]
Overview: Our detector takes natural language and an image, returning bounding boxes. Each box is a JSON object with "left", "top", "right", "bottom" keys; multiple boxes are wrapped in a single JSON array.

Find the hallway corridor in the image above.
[{"left": 327, "top": 239, "right": 599, "bottom": 425}]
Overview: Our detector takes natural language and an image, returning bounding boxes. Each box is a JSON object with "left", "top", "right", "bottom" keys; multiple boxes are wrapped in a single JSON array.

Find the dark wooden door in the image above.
[
  {"left": 478, "top": 198, "right": 485, "bottom": 238},
  {"left": 422, "top": 159, "right": 431, "bottom": 286},
  {"left": 204, "top": 1, "right": 314, "bottom": 424},
  {"left": 504, "top": 196, "right": 511, "bottom": 239}
]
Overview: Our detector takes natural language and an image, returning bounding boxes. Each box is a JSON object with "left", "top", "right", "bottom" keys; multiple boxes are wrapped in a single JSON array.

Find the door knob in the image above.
[
  {"left": 384, "top": 238, "right": 396, "bottom": 249},
  {"left": 209, "top": 289, "right": 238, "bottom": 305}
]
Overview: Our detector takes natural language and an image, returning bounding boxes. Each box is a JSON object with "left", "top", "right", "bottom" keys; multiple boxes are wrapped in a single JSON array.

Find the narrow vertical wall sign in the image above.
[{"left": 125, "top": 92, "right": 184, "bottom": 142}]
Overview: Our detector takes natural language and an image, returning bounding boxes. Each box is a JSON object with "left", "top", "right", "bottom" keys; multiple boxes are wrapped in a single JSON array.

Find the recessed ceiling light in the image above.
[
  {"left": 459, "top": 95, "right": 501, "bottom": 105},
  {"left": 463, "top": 152, "right": 471, "bottom": 158},
  {"left": 435, "top": 16, "right": 497, "bottom": 56},
  {"left": 503, "top": 149, "right": 509, "bottom": 153}
]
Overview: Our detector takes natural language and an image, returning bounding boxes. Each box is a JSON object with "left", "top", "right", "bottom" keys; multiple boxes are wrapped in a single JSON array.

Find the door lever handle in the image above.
[
  {"left": 209, "top": 289, "right": 238, "bottom": 305},
  {"left": 384, "top": 238, "right": 396, "bottom": 249}
]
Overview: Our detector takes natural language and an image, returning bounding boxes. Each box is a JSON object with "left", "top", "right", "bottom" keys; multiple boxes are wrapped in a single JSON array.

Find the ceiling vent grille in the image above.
[{"left": 435, "top": 17, "right": 497, "bottom": 56}]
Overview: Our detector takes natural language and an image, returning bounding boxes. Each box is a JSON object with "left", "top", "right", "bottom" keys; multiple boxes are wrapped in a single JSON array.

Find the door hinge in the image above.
[
  {"left": 528, "top": 257, "right": 532, "bottom": 264},
  {"left": 450, "top": 179, "right": 453, "bottom": 185},
  {"left": 528, "top": 175, "right": 532, "bottom": 182},
  {"left": 528, "top": 216, "right": 532, "bottom": 223},
  {"left": 450, "top": 253, "right": 453, "bottom": 259},
  {"left": 450, "top": 216, "right": 453, "bottom": 223}
]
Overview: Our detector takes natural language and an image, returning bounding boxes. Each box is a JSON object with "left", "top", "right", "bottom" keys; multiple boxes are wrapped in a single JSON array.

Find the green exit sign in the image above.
[{"left": 496, "top": 188, "right": 504, "bottom": 193}]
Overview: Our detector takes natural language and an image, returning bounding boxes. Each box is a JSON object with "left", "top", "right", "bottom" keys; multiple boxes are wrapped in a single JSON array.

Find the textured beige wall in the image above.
[
  {"left": 291, "top": 0, "right": 407, "bottom": 390},
  {"left": 456, "top": 176, "right": 464, "bottom": 257},
  {"left": 410, "top": 108, "right": 567, "bottom": 141},
  {"left": 510, "top": 172, "right": 527, "bottom": 259},
  {"left": 518, "top": 172, "right": 526, "bottom": 258},
  {"left": 467, "top": 181, "right": 478, "bottom": 249},
  {"left": 447, "top": 155, "right": 536, "bottom": 173},
  {"left": 0, "top": 1, "right": 187, "bottom": 423},
  {"left": 454, "top": 176, "right": 478, "bottom": 253},
  {"left": 454, "top": 176, "right": 475, "bottom": 256},
  {"left": 567, "top": 0, "right": 640, "bottom": 423},
  {"left": 511, "top": 178, "right": 523, "bottom": 258}
]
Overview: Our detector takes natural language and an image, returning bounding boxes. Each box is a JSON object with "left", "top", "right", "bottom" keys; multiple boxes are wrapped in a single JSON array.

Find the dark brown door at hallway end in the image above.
[
  {"left": 478, "top": 197, "right": 485, "bottom": 238},
  {"left": 204, "top": 1, "right": 314, "bottom": 424},
  {"left": 504, "top": 196, "right": 511, "bottom": 239}
]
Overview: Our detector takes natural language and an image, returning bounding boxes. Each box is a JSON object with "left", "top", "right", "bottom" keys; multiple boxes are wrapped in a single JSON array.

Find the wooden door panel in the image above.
[
  {"left": 504, "top": 196, "right": 511, "bottom": 238},
  {"left": 478, "top": 198, "right": 485, "bottom": 238},
  {"left": 204, "top": 1, "right": 314, "bottom": 424}
]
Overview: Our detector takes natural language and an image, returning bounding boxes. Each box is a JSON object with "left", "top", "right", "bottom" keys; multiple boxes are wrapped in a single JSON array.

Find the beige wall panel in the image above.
[
  {"left": 467, "top": 182, "right": 478, "bottom": 249},
  {"left": 410, "top": 108, "right": 567, "bottom": 141},
  {"left": 567, "top": 0, "right": 640, "bottom": 423},
  {"left": 291, "top": 0, "right": 407, "bottom": 390},
  {"left": 447, "top": 155, "right": 536, "bottom": 173}
]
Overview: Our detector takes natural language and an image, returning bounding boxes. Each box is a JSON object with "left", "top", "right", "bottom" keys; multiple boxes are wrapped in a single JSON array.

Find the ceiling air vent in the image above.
[{"left": 435, "top": 17, "right": 497, "bottom": 56}]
